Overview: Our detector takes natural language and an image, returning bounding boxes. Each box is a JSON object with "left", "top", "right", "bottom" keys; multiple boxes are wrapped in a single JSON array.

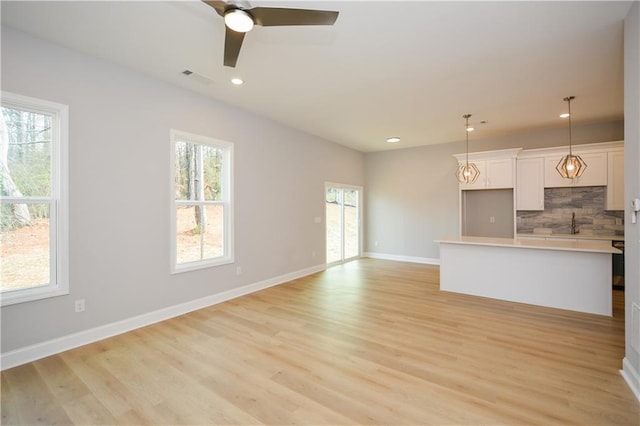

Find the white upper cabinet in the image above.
[
  {"left": 516, "top": 157, "right": 544, "bottom": 210},
  {"left": 454, "top": 148, "right": 521, "bottom": 190},
  {"left": 544, "top": 151, "right": 608, "bottom": 188},
  {"left": 486, "top": 158, "right": 515, "bottom": 189},
  {"left": 606, "top": 149, "right": 624, "bottom": 210}
]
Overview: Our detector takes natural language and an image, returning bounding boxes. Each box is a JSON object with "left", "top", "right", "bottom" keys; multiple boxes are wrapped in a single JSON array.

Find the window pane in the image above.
[
  {"left": 174, "top": 140, "right": 191, "bottom": 201},
  {"left": 326, "top": 188, "right": 342, "bottom": 263},
  {"left": 344, "top": 189, "right": 359, "bottom": 259},
  {"left": 0, "top": 202, "right": 50, "bottom": 291},
  {"left": 174, "top": 141, "right": 223, "bottom": 201},
  {"left": 176, "top": 204, "right": 224, "bottom": 264},
  {"left": 1, "top": 107, "right": 52, "bottom": 197},
  {"left": 202, "top": 205, "right": 224, "bottom": 257},
  {"left": 202, "top": 145, "right": 223, "bottom": 201}
]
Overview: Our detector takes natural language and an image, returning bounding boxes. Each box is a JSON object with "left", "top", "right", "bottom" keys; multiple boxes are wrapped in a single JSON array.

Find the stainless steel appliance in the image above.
[{"left": 612, "top": 240, "right": 624, "bottom": 290}]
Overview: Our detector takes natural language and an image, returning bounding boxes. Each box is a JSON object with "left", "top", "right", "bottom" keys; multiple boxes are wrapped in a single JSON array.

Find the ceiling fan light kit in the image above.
[
  {"left": 224, "top": 9, "right": 254, "bottom": 32},
  {"left": 203, "top": 0, "right": 339, "bottom": 68},
  {"left": 556, "top": 96, "right": 587, "bottom": 179},
  {"left": 456, "top": 114, "right": 481, "bottom": 184}
]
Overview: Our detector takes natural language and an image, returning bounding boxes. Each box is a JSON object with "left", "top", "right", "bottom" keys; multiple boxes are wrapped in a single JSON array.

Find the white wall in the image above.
[
  {"left": 0, "top": 28, "right": 364, "bottom": 355},
  {"left": 623, "top": 0, "right": 640, "bottom": 399},
  {"left": 364, "top": 121, "right": 624, "bottom": 261}
]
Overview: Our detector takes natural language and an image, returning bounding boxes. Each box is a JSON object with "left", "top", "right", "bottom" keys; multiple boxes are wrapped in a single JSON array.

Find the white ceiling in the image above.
[{"left": 1, "top": 1, "right": 631, "bottom": 152}]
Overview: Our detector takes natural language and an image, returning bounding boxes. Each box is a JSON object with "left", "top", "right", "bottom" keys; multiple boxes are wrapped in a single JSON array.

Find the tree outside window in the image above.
[
  {"left": 171, "top": 130, "right": 233, "bottom": 272},
  {"left": 0, "top": 92, "right": 68, "bottom": 305}
]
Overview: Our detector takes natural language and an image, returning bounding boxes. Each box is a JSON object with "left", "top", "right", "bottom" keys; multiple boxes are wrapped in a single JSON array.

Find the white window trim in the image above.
[
  {"left": 170, "top": 129, "right": 234, "bottom": 274},
  {"left": 0, "top": 91, "right": 69, "bottom": 306}
]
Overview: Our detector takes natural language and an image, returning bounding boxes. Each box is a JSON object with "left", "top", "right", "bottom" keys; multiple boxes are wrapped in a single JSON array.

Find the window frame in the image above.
[
  {"left": 170, "top": 129, "right": 234, "bottom": 274},
  {"left": 0, "top": 91, "right": 69, "bottom": 306}
]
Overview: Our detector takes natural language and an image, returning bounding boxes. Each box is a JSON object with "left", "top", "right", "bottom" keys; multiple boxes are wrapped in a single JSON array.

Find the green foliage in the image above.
[
  {"left": 1, "top": 107, "right": 52, "bottom": 198},
  {"left": 192, "top": 223, "right": 202, "bottom": 235},
  {"left": 0, "top": 203, "right": 48, "bottom": 231},
  {"left": 0, "top": 203, "right": 15, "bottom": 230},
  {"left": 1, "top": 107, "right": 52, "bottom": 231}
]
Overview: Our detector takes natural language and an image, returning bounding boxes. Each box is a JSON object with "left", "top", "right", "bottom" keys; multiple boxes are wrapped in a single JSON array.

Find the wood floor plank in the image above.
[
  {"left": 2, "top": 259, "right": 638, "bottom": 425},
  {"left": 2, "top": 363, "right": 73, "bottom": 425}
]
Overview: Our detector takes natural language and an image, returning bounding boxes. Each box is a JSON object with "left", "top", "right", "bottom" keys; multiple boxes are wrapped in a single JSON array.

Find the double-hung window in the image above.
[
  {"left": 171, "top": 130, "right": 233, "bottom": 273},
  {"left": 0, "top": 92, "right": 69, "bottom": 305}
]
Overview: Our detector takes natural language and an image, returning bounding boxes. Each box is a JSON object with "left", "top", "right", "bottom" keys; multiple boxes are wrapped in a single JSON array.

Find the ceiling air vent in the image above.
[{"left": 181, "top": 69, "right": 214, "bottom": 86}]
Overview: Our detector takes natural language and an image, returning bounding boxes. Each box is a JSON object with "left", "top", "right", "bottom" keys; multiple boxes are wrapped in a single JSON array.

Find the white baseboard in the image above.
[
  {"left": 621, "top": 357, "right": 640, "bottom": 403},
  {"left": 0, "top": 264, "right": 326, "bottom": 371},
  {"left": 364, "top": 252, "right": 440, "bottom": 265}
]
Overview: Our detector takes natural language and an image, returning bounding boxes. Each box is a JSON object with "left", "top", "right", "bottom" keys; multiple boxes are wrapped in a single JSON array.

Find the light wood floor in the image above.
[{"left": 2, "top": 259, "right": 639, "bottom": 425}]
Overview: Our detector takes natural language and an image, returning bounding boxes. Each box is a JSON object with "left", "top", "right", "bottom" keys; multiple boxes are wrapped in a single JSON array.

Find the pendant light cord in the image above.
[
  {"left": 565, "top": 96, "right": 574, "bottom": 155},
  {"left": 464, "top": 114, "right": 471, "bottom": 167}
]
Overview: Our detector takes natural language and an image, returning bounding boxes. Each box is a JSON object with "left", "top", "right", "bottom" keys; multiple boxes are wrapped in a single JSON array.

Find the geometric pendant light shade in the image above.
[
  {"left": 456, "top": 114, "right": 480, "bottom": 184},
  {"left": 556, "top": 96, "right": 587, "bottom": 179},
  {"left": 556, "top": 153, "right": 587, "bottom": 179},
  {"left": 456, "top": 159, "right": 481, "bottom": 184}
]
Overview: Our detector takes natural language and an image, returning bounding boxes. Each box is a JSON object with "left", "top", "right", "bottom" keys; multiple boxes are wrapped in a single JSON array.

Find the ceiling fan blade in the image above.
[
  {"left": 249, "top": 7, "right": 338, "bottom": 27},
  {"left": 202, "top": 0, "right": 229, "bottom": 17},
  {"left": 224, "top": 26, "right": 245, "bottom": 67}
]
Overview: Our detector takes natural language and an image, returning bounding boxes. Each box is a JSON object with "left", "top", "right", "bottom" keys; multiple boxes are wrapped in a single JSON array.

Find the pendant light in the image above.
[
  {"left": 456, "top": 114, "right": 480, "bottom": 184},
  {"left": 556, "top": 96, "right": 587, "bottom": 179}
]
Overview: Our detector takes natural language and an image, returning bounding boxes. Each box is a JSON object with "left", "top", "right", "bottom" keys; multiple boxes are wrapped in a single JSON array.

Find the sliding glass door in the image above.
[{"left": 326, "top": 184, "right": 361, "bottom": 265}]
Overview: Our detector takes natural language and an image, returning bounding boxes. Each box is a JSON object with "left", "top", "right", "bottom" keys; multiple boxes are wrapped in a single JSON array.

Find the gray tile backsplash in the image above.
[{"left": 516, "top": 186, "right": 624, "bottom": 236}]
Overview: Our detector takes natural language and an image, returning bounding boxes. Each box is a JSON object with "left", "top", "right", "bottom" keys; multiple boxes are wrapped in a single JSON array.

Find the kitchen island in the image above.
[{"left": 436, "top": 236, "right": 621, "bottom": 316}]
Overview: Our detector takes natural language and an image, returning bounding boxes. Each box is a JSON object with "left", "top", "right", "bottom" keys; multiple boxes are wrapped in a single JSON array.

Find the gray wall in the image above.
[
  {"left": 364, "top": 121, "right": 624, "bottom": 260},
  {"left": 0, "top": 28, "right": 364, "bottom": 353},
  {"left": 623, "top": 1, "right": 640, "bottom": 392},
  {"left": 462, "top": 189, "right": 514, "bottom": 238}
]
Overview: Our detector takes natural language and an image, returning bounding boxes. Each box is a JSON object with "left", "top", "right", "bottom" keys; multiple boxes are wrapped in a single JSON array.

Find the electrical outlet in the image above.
[
  {"left": 489, "top": 216, "right": 496, "bottom": 223},
  {"left": 75, "top": 299, "right": 85, "bottom": 313},
  {"left": 236, "top": 266, "right": 242, "bottom": 276},
  {"left": 312, "top": 251, "right": 316, "bottom": 258},
  {"left": 374, "top": 241, "right": 378, "bottom": 247}
]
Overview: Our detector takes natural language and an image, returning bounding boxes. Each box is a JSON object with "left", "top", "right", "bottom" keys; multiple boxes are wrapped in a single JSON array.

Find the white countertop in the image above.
[
  {"left": 517, "top": 233, "right": 624, "bottom": 241},
  {"left": 436, "top": 236, "right": 622, "bottom": 254}
]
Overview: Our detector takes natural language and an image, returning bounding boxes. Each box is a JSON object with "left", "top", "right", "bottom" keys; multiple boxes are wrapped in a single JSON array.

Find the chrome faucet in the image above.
[{"left": 571, "top": 212, "right": 579, "bottom": 235}]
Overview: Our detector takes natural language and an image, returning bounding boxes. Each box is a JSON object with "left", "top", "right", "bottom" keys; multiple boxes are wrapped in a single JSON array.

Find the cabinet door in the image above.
[
  {"left": 573, "top": 152, "right": 607, "bottom": 186},
  {"left": 606, "top": 151, "right": 624, "bottom": 210},
  {"left": 459, "top": 160, "right": 486, "bottom": 190},
  {"left": 516, "top": 157, "right": 544, "bottom": 210},
  {"left": 544, "top": 151, "right": 607, "bottom": 187},
  {"left": 486, "top": 159, "right": 514, "bottom": 188},
  {"left": 544, "top": 156, "right": 571, "bottom": 188}
]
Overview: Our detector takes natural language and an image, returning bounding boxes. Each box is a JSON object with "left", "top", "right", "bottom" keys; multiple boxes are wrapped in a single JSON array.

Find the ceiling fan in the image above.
[{"left": 202, "top": 1, "right": 339, "bottom": 68}]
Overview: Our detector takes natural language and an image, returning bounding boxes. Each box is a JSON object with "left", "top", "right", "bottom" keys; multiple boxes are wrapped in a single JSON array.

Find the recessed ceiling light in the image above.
[
  {"left": 560, "top": 113, "right": 570, "bottom": 118},
  {"left": 466, "top": 126, "right": 475, "bottom": 132},
  {"left": 231, "top": 78, "right": 244, "bottom": 85},
  {"left": 386, "top": 137, "right": 400, "bottom": 143}
]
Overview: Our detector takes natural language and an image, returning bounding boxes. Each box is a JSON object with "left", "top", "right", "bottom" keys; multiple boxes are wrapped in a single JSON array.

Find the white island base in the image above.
[{"left": 437, "top": 237, "right": 620, "bottom": 316}]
